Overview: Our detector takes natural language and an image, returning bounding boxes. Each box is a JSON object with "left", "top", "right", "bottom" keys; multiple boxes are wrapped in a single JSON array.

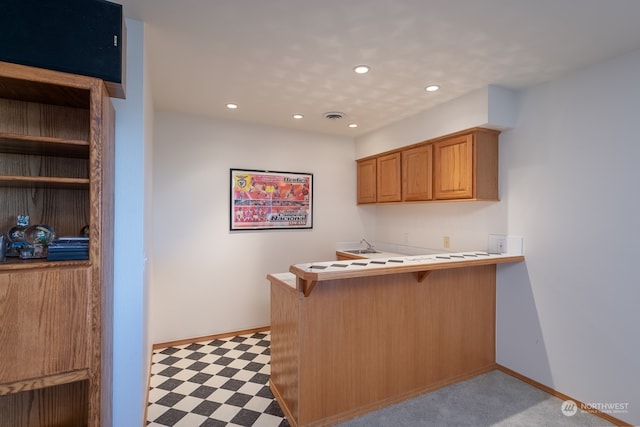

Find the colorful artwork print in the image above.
[{"left": 230, "top": 169, "right": 313, "bottom": 230}]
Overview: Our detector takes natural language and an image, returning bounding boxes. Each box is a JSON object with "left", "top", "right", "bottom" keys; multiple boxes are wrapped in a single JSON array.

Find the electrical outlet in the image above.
[
  {"left": 488, "top": 234, "right": 506, "bottom": 253},
  {"left": 443, "top": 236, "right": 450, "bottom": 249}
]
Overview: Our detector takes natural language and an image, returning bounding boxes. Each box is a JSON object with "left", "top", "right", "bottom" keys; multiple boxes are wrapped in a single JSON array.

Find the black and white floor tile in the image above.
[{"left": 146, "top": 331, "right": 290, "bottom": 427}]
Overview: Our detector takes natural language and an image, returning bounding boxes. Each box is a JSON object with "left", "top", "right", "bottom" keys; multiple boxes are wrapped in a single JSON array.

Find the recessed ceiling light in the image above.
[
  {"left": 293, "top": 114, "right": 304, "bottom": 119},
  {"left": 353, "top": 65, "right": 370, "bottom": 74},
  {"left": 425, "top": 85, "right": 440, "bottom": 92},
  {"left": 226, "top": 103, "right": 238, "bottom": 109},
  {"left": 348, "top": 123, "right": 358, "bottom": 128}
]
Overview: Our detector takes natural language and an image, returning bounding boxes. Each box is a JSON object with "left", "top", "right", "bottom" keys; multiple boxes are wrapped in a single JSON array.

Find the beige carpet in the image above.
[{"left": 335, "top": 370, "right": 614, "bottom": 427}]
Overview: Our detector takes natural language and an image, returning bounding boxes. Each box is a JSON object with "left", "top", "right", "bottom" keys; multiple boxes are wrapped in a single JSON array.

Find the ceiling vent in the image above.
[{"left": 323, "top": 111, "right": 345, "bottom": 120}]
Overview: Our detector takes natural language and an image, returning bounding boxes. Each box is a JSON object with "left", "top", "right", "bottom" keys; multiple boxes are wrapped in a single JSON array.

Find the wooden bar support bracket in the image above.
[
  {"left": 297, "top": 278, "right": 318, "bottom": 297},
  {"left": 416, "top": 270, "right": 432, "bottom": 283}
]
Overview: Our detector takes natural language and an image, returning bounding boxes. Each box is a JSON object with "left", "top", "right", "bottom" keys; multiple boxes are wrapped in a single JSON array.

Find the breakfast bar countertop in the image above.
[{"left": 287, "top": 251, "right": 525, "bottom": 297}]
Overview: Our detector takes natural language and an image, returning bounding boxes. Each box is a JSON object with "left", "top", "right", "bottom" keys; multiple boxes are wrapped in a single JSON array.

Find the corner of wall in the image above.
[{"left": 487, "top": 85, "right": 519, "bottom": 130}]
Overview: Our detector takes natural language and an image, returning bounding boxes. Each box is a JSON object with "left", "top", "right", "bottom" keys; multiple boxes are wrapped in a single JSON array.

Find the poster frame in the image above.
[{"left": 230, "top": 168, "right": 313, "bottom": 231}]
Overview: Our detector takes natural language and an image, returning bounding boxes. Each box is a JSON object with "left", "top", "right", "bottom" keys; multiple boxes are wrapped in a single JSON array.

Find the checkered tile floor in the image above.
[{"left": 147, "top": 331, "right": 290, "bottom": 427}]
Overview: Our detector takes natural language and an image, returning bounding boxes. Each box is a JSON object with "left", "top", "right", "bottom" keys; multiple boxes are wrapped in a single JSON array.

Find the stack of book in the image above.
[{"left": 47, "top": 237, "right": 89, "bottom": 261}]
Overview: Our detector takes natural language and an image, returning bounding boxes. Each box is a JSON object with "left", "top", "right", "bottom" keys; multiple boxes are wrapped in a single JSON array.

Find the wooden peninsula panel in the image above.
[{"left": 268, "top": 254, "right": 524, "bottom": 427}]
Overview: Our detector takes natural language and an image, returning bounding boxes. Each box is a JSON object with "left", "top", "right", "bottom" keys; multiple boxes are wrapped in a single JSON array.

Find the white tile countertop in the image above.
[
  {"left": 266, "top": 241, "right": 525, "bottom": 297},
  {"left": 304, "top": 251, "right": 521, "bottom": 273},
  {"left": 284, "top": 251, "right": 525, "bottom": 297}
]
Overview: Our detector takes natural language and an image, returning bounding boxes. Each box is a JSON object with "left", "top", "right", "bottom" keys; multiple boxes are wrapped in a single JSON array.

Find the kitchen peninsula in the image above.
[{"left": 267, "top": 252, "right": 524, "bottom": 427}]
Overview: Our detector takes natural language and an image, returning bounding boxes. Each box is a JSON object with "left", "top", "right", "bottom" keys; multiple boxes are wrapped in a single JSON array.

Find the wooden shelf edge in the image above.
[
  {"left": 0, "top": 175, "right": 90, "bottom": 189},
  {"left": 0, "top": 132, "right": 89, "bottom": 147},
  {"left": 0, "top": 259, "right": 90, "bottom": 271},
  {"left": 0, "top": 61, "right": 96, "bottom": 104},
  {"left": 0, "top": 135, "right": 89, "bottom": 157},
  {"left": 0, "top": 369, "right": 90, "bottom": 396}
]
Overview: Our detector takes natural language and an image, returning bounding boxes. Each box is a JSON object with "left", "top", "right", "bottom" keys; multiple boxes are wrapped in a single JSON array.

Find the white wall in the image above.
[
  {"left": 150, "top": 113, "right": 365, "bottom": 343},
  {"left": 355, "top": 85, "right": 517, "bottom": 159},
  {"left": 110, "top": 18, "right": 152, "bottom": 426},
  {"left": 497, "top": 49, "right": 640, "bottom": 425},
  {"left": 367, "top": 201, "right": 507, "bottom": 252},
  {"left": 356, "top": 49, "right": 640, "bottom": 425}
]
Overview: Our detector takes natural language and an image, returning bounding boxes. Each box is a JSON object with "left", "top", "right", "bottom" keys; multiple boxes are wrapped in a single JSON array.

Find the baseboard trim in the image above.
[
  {"left": 270, "top": 379, "right": 298, "bottom": 427},
  {"left": 151, "top": 325, "right": 271, "bottom": 350},
  {"left": 496, "top": 364, "right": 632, "bottom": 427}
]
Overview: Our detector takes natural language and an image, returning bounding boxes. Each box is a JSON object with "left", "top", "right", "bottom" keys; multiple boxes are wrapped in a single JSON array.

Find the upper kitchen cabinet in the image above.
[
  {"left": 356, "top": 157, "right": 377, "bottom": 204},
  {"left": 402, "top": 144, "right": 432, "bottom": 202},
  {"left": 433, "top": 128, "right": 499, "bottom": 200},
  {"left": 356, "top": 152, "right": 402, "bottom": 204},
  {"left": 356, "top": 127, "right": 500, "bottom": 205},
  {"left": 376, "top": 152, "right": 402, "bottom": 203}
]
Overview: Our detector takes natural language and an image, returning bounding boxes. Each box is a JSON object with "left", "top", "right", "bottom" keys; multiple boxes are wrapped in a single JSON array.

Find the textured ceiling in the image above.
[{"left": 115, "top": 0, "right": 640, "bottom": 137}]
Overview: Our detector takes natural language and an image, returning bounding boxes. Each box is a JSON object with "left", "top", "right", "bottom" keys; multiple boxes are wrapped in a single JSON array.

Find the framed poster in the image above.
[{"left": 230, "top": 169, "right": 313, "bottom": 231}]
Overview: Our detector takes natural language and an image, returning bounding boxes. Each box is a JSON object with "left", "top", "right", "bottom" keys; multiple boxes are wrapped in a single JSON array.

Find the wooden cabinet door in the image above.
[
  {"left": 376, "top": 152, "right": 401, "bottom": 202},
  {"left": 402, "top": 144, "right": 432, "bottom": 201},
  {"left": 434, "top": 134, "right": 474, "bottom": 199},
  {"left": 357, "top": 158, "right": 377, "bottom": 204},
  {"left": 0, "top": 268, "right": 91, "bottom": 383}
]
